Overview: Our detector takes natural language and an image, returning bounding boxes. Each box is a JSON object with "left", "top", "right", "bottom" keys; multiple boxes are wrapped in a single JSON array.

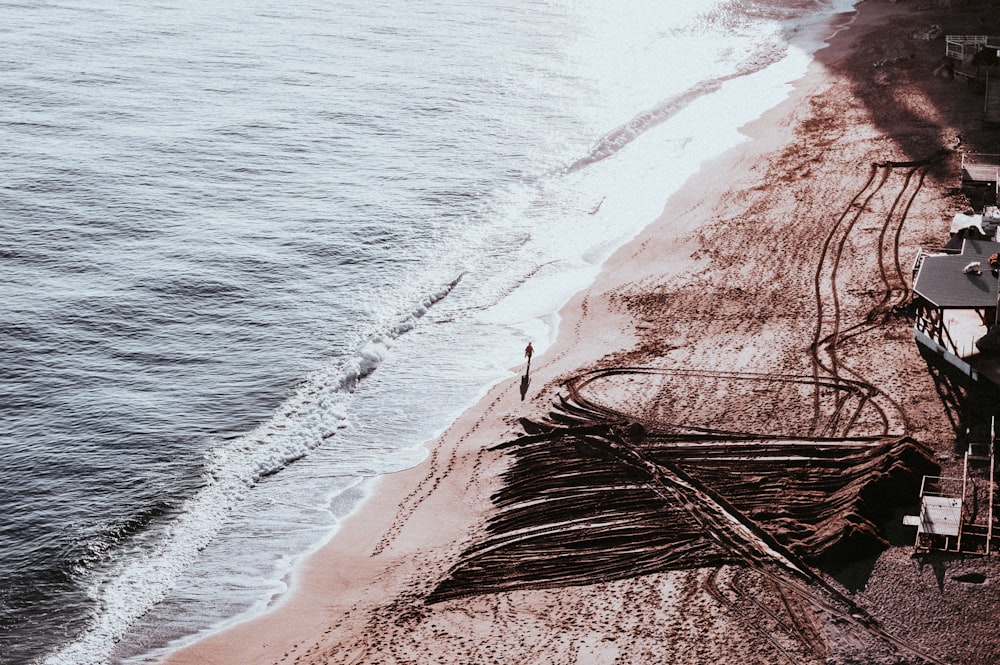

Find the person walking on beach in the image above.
[{"left": 524, "top": 342, "right": 533, "bottom": 361}]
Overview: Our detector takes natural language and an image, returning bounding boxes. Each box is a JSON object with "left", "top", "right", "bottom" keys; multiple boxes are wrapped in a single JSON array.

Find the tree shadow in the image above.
[{"left": 805, "top": 1, "right": 1000, "bottom": 192}]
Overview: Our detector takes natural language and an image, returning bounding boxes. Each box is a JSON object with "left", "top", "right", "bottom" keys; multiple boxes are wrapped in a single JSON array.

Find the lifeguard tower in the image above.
[{"left": 905, "top": 424, "right": 997, "bottom": 555}]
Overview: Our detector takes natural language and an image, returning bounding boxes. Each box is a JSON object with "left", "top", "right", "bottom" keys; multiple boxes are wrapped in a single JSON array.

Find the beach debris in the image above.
[
  {"left": 911, "top": 24, "right": 943, "bottom": 41},
  {"left": 933, "top": 57, "right": 956, "bottom": 78},
  {"left": 873, "top": 53, "right": 914, "bottom": 68},
  {"left": 430, "top": 368, "right": 940, "bottom": 662}
]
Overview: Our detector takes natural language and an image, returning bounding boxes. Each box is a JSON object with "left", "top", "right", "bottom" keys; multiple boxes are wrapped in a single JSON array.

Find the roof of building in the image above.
[
  {"left": 919, "top": 496, "right": 963, "bottom": 537},
  {"left": 914, "top": 238, "right": 1000, "bottom": 308},
  {"left": 963, "top": 163, "right": 1000, "bottom": 183}
]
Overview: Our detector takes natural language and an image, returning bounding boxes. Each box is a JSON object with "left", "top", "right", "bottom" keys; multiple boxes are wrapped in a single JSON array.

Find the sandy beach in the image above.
[{"left": 163, "top": 2, "right": 1000, "bottom": 664}]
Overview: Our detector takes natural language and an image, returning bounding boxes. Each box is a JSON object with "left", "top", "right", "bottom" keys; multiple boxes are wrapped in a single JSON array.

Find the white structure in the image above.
[
  {"left": 950, "top": 206, "right": 1000, "bottom": 240},
  {"left": 946, "top": 35, "right": 996, "bottom": 62}
]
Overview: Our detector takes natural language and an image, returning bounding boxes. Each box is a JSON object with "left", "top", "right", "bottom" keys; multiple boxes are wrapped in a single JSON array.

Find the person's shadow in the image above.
[{"left": 520, "top": 358, "right": 531, "bottom": 401}]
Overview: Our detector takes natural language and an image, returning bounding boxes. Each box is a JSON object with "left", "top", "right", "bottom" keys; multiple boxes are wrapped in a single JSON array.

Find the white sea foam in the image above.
[{"left": 43, "top": 278, "right": 460, "bottom": 665}]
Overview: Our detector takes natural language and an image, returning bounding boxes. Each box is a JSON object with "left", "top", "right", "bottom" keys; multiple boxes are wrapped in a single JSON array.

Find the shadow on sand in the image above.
[{"left": 520, "top": 358, "right": 531, "bottom": 401}]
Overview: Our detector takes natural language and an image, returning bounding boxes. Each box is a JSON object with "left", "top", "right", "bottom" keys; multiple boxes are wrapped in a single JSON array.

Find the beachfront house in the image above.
[{"left": 906, "top": 236, "right": 1000, "bottom": 554}]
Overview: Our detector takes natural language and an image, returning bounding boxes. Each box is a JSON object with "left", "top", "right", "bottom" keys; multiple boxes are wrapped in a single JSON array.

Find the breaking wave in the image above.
[{"left": 43, "top": 276, "right": 463, "bottom": 665}]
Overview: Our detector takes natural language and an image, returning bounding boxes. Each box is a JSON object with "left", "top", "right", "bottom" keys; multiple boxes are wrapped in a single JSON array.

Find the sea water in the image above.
[{"left": 0, "top": 1, "right": 856, "bottom": 663}]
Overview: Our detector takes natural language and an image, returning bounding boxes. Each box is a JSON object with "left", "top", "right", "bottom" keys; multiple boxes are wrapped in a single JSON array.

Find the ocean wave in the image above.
[
  {"left": 562, "top": 36, "right": 789, "bottom": 175},
  {"left": 42, "top": 275, "right": 463, "bottom": 665}
]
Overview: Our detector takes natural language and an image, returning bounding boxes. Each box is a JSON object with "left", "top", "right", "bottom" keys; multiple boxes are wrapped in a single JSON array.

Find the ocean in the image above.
[{"left": 0, "top": 1, "right": 856, "bottom": 663}]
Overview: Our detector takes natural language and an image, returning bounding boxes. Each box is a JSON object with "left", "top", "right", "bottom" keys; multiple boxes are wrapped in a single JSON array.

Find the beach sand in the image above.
[{"left": 163, "top": 2, "right": 1000, "bottom": 664}]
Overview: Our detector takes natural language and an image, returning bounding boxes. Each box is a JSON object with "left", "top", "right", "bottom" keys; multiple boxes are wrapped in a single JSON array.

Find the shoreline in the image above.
[
  {"left": 152, "top": 8, "right": 838, "bottom": 661},
  {"left": 161, "top": 1, "right": 1000, "bottom": 663},
  {"left": 162, "top": 3, "right": 841, "bottom": 658}
]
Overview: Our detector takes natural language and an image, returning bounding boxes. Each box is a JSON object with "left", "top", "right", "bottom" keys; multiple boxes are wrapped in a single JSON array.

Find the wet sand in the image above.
[{"left": 163, "top": 2, "right": 1000, "bottom": 663}]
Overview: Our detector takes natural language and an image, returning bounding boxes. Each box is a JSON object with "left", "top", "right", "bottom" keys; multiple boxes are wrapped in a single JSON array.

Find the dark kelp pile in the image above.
[{"left": 430, "top": 368, "right": 936, "bottom": 603}]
